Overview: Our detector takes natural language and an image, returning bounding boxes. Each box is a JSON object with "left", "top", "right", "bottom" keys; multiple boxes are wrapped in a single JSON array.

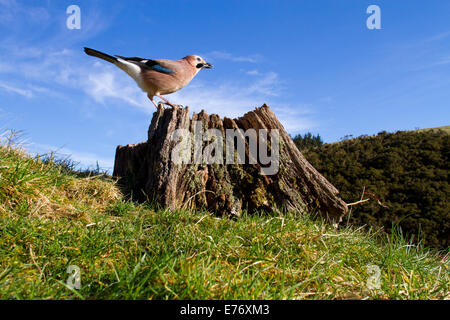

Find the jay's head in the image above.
[{"left": 184, "top": 55, "right": 213, "bottom": 72}]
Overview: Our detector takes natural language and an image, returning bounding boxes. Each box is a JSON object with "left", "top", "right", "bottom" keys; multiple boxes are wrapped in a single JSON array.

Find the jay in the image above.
[{"left": 84, "top": 47, "right": 212, "bottom": 108}]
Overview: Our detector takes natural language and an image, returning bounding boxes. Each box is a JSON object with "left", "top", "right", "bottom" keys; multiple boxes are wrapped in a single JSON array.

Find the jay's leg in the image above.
[
  {"left": 147, "top": 94, "right": 159, "bottom": 109},
  {"left": 157, "top": 95, "right": 177, "bottom": 108}
]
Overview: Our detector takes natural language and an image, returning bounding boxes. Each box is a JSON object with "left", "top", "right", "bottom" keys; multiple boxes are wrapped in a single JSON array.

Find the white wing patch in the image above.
[
  {"left": 114, "top": 58, "right": 151, "bottom": 92},
  {"left": 115, "top": 59, "right": 141, "bottom": 82}
]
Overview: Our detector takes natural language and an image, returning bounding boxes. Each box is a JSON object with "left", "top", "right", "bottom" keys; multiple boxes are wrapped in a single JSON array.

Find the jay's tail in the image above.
[{"left": 84, "top": 47, "right": 117, "bottom": 64}]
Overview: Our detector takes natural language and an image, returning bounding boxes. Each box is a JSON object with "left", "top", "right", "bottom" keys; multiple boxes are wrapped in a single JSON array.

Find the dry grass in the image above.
[
  {"left": 0, "top": 135, "right": 121, "bottom": 221},
  {"left": 415, "top": 125, "right": 450, "bottom": 134}
]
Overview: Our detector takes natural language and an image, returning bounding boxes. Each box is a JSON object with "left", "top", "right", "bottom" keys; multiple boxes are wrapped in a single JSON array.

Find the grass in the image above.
[
  {"left": 0, "top": 132, "right": 448, "bottom": 299},
  {"left": 414, "top": 125, "right": 450, "bottom": 134}
]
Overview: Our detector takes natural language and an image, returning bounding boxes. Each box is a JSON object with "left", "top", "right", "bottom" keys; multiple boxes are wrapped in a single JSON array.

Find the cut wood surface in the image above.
[{"left": 113, "top": 104, "right": 348, "bottom": 222}]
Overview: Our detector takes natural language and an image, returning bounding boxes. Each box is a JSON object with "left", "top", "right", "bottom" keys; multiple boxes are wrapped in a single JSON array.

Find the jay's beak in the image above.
[{"left": 202, "top": 62, "right": 213, "bottom": 69}]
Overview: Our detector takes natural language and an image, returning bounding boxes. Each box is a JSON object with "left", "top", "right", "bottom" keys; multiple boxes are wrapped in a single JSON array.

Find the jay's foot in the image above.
[
  {"left": 148, "top": 95, "right": 159, "bottom": 109},
  {"left": 151, "top": 100, "right": 159, "bottom": 109},
  {"left": 157, "top": 95, "right": 178, "bottom": 109},
  {"left": 163, "top": 101, "right": 178, "bottom": 109}
]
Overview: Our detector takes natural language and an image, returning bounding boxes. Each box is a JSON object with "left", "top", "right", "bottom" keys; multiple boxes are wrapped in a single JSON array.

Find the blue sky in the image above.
[{"left": 0, "top": 0, "right": 449, "bottom": 172}]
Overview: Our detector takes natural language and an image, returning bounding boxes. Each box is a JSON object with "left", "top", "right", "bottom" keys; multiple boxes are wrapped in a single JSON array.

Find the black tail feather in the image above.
[{"left": 84, "top": 47, "right": 117, "bottom": 64}]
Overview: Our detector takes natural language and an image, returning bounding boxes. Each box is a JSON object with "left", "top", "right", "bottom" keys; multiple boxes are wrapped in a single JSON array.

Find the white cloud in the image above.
[
  {"left": 270, "top": 105, "right": 317, "bottom": 133},
  {"left": 0, "top": 44, "right": 153, "bottom": 112},
  {"left": 206, "top": 51, "right": 263, "bottom": 63},
  {"left": 246, "top": 69, "right": 260, "bottom": 75},
  {"left": 426, "top": 30, "right": 450, "bottom": 42},
  {"left": 412, "top": 55, "right": 450, "bottom": 71},
  {"left": 0, "top": 82, "right": 33, "bottom": 98},
  {"left": 166, "top": 71, "right": 279, "bottom": 117},
  {"left": 85, "top": 70, "right": 148, "bottom": 110},
  {"left": 27, "top": 143, "right": 114, "bottom": 172},
  {"left": 245, "top": 71, "right": 280, "bottom": 96},
  {"left": 0, "top": 0, "right": 50, "bottom": 27},
  {"left": 167, "top": 71, "right": 316, "bottom": 133}
]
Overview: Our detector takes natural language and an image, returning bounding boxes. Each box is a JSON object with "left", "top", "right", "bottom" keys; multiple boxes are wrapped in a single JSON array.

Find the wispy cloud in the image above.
[
  {"left": 246, "top": 69, "right": 260, "bottom": 75},
  {"left": 0, "top": 44, "right": 154, "bottom": 112},
  {"left": 168, "top": 72, "right": 279, "bottom": 115},
  {"left": 0, "top": 82, "right": 33, "bottom": 98},
  {"left": 27, "top": 143, "right": 114, "bottom": 172},
  {"left": 206, "top": 51, "right": 263, "bottom": 63},
  {"left": 426, "top": 30, "right": 450, "bottom": 42},
  {"left": 434, "top": 56, "right": 450, "bottom": 66},
  {"left": 245, "top": 71, "right": 280, "bottom": 96},
  {"left": 85, "top": 66, "right": 150, "bottom": 111},
  {"left": 167, "top": 71, "right": 316, "bottom": 133},
  {"left": 0, "top": 0, "right": 51, "bottom": 30}
]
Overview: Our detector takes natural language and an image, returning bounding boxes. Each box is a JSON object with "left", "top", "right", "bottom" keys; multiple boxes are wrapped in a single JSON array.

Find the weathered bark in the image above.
[{"left": 113, "top": 104, "right": 348, "bottom": 222}]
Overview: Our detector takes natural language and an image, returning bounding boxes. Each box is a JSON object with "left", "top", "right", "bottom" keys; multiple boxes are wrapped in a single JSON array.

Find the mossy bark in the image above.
[{"left": 113, "top": 104, "right": 348, "bottom": 222}]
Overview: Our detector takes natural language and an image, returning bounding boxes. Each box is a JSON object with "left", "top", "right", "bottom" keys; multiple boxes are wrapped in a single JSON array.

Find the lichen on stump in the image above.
[{"left": 113, "top": 104, "right": 348, "bottom": 222}]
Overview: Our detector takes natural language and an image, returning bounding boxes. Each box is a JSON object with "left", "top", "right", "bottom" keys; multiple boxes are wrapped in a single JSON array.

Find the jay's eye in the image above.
[{"left": 197, "top": 57, "right": 201, "bottom": 61}]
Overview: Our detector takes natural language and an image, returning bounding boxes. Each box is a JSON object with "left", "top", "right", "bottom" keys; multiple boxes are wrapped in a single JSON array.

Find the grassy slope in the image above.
[
  {"left": 300, "top": 128, "right": 449, "bottom": 249},
  {"left": 0, "top": 140, "right": 448, "bottom": 299},
  {"left": 415, "top": 125, "right": 450, "bottom": 134}
]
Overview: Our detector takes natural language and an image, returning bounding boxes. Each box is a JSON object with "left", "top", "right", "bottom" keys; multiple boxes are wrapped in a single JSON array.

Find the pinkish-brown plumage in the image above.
[{"left": 140, "top": 58, "right": 197, "bottom": 95}]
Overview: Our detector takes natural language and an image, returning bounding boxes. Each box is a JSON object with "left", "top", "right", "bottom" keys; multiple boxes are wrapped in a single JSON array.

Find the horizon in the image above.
[{"left": 0, "top": 0, "right": 449, "bottom": 172}]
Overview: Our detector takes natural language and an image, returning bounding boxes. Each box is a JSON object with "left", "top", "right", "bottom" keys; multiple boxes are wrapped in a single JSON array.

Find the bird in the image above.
[{"left": 83, "top": 47, "right": 212, "bottom": 108}]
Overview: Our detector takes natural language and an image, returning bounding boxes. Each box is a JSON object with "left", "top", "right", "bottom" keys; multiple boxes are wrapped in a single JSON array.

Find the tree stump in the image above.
[{"left": 113, "top": 104, "right": 348, "bottom": 222}]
